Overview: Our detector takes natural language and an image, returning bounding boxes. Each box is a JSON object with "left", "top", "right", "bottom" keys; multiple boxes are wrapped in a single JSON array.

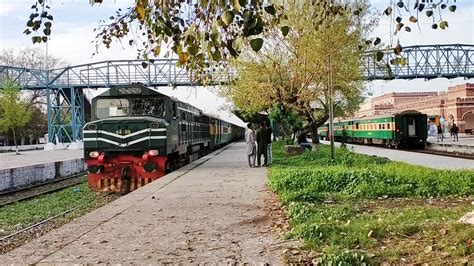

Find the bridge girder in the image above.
[{"left": 363, "top": 44, "right": 474, "bottom": 80}]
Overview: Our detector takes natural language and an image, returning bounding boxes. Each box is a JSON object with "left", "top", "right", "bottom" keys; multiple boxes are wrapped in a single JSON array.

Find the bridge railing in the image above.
[
  {"left": 1, "top": 44, "right": 473, "bottom": 90},
  {"left": 363, "top": 44, "right": 474, "bottom": 80}
]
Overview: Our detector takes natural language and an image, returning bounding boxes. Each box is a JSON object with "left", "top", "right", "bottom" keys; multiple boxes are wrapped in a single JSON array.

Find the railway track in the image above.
[
  {"left": 0, "top": 174, "right": 87, "bottom": 208},
  {"left": 410, "top": 148, "right": 474, "bottom": 160}
]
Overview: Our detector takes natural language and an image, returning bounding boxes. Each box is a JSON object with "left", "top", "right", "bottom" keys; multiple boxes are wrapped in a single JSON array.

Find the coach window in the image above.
[
  {"left": 382, "top": 124, "right": 385, "bottom": 129},
  {"left": 387, "top": 123, "right": 391, "bottom": 129},
  {"left": 356, "top": 123, "right": 359, "bottom": 130}
]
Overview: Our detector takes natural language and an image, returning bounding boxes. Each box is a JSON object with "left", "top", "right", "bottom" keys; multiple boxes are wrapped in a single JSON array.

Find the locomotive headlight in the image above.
[
  {"left": 143, "top": 162, "right": 156, "bottom": 172},
  {"left": 148, "top": 149, "right": 159, "bottom": 156},
  {"left": 89, "top": 151, "right": 100, "bottom": 158}
]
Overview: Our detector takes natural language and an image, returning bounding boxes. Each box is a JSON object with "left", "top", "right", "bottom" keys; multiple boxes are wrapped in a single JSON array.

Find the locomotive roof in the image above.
[
  {"left": 354, "top": 110, "right": 423, "bottom": 120},
  {"left": 331, "top": 110, "right": 424, "bottom": 124},
  {"left": 95, "top": 84, "right": 204, "bottom": 112}
]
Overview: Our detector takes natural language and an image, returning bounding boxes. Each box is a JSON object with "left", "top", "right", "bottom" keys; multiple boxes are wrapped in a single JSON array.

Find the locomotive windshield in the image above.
[
  {"left": 95, "top": 97, "right": 165, "bottom": 119},
  {"left": 131, "top": 98, "right": 165, "bottom": 117}
]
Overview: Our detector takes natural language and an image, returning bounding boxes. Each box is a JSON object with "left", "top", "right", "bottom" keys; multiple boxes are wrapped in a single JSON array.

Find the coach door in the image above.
[{"left": 408, "top": 117, "right": 416, "bottom": 137}]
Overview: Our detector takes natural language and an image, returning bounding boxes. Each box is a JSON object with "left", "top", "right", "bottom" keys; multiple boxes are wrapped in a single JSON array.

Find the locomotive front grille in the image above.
[{"left": 97, "top": 178, "right": 154, "bottom": 192}]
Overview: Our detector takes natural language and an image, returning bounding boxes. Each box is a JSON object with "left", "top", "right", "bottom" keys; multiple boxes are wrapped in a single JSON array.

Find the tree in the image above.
[
  {"left": 0, "top": 48, "right": 66, "bottom": 144},
  {"left": 22, "top": 0, "right": 458, "bottom": 82},
  {"left": 0, "top": 80, "right": 32, "bottom": 154},
  {"left": 268, "top": 105, "right": 304, "bottom": 141},
  {"left": 0, "top": 48, "right": 67, "bottom": 107},
  {"left": 223, "top": 0, "right": 367, "bottom": 144}
]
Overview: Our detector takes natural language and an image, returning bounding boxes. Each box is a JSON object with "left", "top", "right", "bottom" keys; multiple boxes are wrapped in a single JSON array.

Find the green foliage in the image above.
[
  {"left": 0, "top": 183, "right": 116, "bottom": 236},
  {"left": 224, "top": 1, "right": 367, "bottom": 133},
  {"left": 0, "top": 80, "right": 32, "bottom": 149},
  {"left": 269, "top": 142, "right": 472, "bottom": 202},
  {"left": 23, "top": 0, "right": 458, "bottom": 84},
  {"left": 269, "top": 141, "right": 474, "bottom": 263},
  {"left": 269, "top": 105, "right": 304, "bottom": 139}
]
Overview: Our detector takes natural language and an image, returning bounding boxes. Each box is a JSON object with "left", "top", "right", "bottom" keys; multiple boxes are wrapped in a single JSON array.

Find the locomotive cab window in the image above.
[
  {"left": 96, "top": 98, "right": 129, "bottom": 119},
  {"left": 131, "top": 98, "right": 165, "bottom": 117}
]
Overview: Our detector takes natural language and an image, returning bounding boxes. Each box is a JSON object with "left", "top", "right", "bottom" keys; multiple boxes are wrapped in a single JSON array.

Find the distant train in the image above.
[
  {"left": 83, "top": 85, "right": 244, "bottom": 192},
  {"left": 319, "top": 110, "right": 428, "bottom": 149}
]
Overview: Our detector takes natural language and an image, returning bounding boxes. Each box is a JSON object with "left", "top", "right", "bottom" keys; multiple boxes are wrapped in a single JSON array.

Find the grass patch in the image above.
[
  {"left": 269, "top": 141, "right": 474, "bottom": 264},
  {"left": 0, "top": 183, "right": 117, "bottom": 237}
]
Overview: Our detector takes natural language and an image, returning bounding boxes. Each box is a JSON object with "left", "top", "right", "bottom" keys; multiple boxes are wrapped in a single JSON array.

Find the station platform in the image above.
[
  {"left": 0, "top": 142, "right": 286, "bottom": 264},
  {"left": 0, "top": 149, "right": 83, "bottom": 170},
  {"left": 426, "top": 135, "right": 474, "bottom": 156},
  {"left": 0, "top": 149, "right": 85, "bottom": 192}
]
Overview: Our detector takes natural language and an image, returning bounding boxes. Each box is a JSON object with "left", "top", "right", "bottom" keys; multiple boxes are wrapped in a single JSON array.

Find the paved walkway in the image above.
[
  {"left": 427, "top": 135, "right": 474, "bottom": 146},
  {"left": 322, "top": 141, "right": 474, "bottom": 170},
  {"left": 1, "top": 142, "right": 286, "bottom": 264},
  {"left": 0, "top": 149, "right": 83, "bottom": 170}
]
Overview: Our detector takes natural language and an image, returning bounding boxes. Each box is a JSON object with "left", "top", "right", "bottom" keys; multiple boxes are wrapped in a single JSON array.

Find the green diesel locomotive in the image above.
[
  {"left": 83, "top": 85, "right": 244, "bottom": 192},
  {"left": 319, "top": 110, "right": 428, "bottom": 149}
]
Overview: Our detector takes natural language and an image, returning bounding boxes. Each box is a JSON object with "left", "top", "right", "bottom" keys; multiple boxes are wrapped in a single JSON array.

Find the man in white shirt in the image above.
[{"left": 245, "top": 123, "right": 256, "bottom": 167}]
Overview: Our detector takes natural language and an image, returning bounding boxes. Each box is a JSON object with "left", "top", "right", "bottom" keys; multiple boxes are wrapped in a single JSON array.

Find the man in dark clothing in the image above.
[
  {"left": 437, "top": 124, "right": 444, "bottom": 142},
  {"left": 266, "top": 122, "right": 273, "bottom": 165},
  {"left": 451, "top": 123, "right": 459, "bottom": 142},
  {"left": 256, "top": 121, "right": 268, "bottom": 167}
]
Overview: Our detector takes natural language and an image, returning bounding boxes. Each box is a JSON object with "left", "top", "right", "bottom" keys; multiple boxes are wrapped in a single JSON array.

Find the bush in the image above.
[{"left": 269, "top": 142, "right": 473, "bottom": 201}]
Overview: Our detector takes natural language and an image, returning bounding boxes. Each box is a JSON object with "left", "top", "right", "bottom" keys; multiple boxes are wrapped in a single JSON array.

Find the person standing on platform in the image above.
[
  {"left": 245, "top": 123, "right": 256, "bottom": 167},
  {"left": 256, "top": 121, "right": 268, "bottom": 167},
  {"left": 437, "top": 124, "right": 444, "bottom": 142},
  {"left": 266, "top": 121, "right": 273, "bottom": 165},
  {"left": 451, "top": 123, "right": 459, "bottom": 142}
]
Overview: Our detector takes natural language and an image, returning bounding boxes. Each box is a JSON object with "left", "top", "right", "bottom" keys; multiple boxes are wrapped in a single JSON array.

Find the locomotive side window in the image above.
[
  {"left": 96, "top": 98, "right": 129, "bottom": 119},
  {"left": 172, "top": 102, "right": 177, "bottom": 119}
]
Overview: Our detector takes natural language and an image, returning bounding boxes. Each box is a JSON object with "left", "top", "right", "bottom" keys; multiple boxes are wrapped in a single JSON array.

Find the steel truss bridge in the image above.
[{"left": 0, "top": 44, "right": 473, "bottom": 143}]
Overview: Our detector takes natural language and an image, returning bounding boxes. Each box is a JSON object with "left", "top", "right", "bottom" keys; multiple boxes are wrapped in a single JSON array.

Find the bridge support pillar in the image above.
[{"left": 46, "top": 87, "right": 85, "bottom": 144}]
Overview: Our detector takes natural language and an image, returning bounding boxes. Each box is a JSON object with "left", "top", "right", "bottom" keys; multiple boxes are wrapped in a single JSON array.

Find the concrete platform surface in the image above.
[
  {"left": 0, "top": 149, "right": 83, "bottom": 170},
  {"left": 427, "top": 135, "right": 474, "bottom": 146},
  {"left": 1, "top": 142, "right": 286, "bottom": 264},
  {"left": 322, "top": 141, "right": 474, "bottom": 170}
]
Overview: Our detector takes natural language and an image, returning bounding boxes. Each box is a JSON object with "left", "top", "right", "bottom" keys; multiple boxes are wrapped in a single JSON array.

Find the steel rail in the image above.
[{"left": 0, "top": 174, "right": 86, "bottom": 208}]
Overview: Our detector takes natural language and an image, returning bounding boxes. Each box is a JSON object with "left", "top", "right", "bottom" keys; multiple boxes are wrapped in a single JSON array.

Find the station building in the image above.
[{"left": 356, "top": 83, "right": 474, "bottom": 133}]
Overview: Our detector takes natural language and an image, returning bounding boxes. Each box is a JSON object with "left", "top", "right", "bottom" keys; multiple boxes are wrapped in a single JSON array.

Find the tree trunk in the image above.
[
  {"left": 12, "top": 128, "right": 19, "bottom": 155},
  {"left": 310, "top": 123, "right": 319, "bottom": 144}
]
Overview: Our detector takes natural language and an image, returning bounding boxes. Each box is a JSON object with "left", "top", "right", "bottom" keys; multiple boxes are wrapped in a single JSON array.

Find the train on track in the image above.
[
  {"left": 319, "top": 110, "right": 428, "bottom": 149},
  {"left": 83, "top": 84, "right": 244, "bottom": 192}
]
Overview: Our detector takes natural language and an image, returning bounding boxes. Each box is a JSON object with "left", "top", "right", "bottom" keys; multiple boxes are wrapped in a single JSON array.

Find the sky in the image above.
[{"left": 0, "top": 0, "right": 473, "bottom": 119}]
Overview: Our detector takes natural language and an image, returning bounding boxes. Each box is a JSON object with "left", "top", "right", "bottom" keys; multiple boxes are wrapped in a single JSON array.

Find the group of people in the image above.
[
  {"left": 429, "top": 122, "right": 459, "bottom": 142},
  {"left": 245, "top": 121, "right": 272, "bottom": 168}
]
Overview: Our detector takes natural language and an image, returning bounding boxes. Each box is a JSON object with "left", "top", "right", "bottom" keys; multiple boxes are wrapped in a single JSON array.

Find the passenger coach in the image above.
[{"left": 319, "top": 110, "right": 428, "bottom": 149}]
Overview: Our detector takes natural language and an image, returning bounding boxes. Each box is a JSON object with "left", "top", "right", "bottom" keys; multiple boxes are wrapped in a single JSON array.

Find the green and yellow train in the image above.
[{"left": 319, "top": 110, "right": 428, "bottom": 149}]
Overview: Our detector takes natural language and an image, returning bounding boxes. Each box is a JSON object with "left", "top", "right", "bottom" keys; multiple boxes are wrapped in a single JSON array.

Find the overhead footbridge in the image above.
[{"left": 0, "top": 44, "right": 473, "bottom": 143}]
